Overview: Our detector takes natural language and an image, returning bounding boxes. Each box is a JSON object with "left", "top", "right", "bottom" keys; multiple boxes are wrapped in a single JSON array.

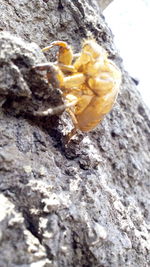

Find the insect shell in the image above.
[{"left": 34, "top": 39, "right": 121, "bottom": 134}]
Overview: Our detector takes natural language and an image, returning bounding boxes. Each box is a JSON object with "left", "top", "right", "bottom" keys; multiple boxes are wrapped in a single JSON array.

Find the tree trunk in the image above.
[
  {"left": 98, "top": 0, "right": 114, "bottom": 10},
  {"left": 0, "top": 0, "right": 150, "bottom": 266}
]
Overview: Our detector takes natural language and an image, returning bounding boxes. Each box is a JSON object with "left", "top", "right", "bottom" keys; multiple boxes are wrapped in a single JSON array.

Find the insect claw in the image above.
[{"left": 42, "top": 41, "right": 70, "bottom": 52}]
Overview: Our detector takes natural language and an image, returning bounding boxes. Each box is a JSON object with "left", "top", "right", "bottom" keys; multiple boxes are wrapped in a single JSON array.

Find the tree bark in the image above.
[
  {"left": 98, "top": 0, "right": 114, "bottom": 10},
  {"left": 0, "top": 0, "right": 150, "bottom": 266}
]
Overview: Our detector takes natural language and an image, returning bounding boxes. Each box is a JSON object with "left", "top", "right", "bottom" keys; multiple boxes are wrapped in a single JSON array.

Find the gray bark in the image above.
[
  {"left": 0, "top": 0, "right": 150, "bottom": 266},
  {"left": 98, "top": 0, "right": 114, "bottom": 10}
]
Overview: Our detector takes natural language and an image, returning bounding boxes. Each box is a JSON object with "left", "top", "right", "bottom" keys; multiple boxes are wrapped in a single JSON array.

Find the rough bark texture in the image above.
[{"left": 0, "top": 0, "right": 150, "bottom": 267}]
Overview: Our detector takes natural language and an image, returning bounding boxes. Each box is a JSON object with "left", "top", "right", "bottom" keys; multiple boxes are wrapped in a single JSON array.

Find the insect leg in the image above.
[
  {"left": 42, "top": 41, "right": 71, "bottom": 52},
  {"left": 57, "top": 63, "right": 76, "bottom": 73},
  {"left": 32, "top": 63, "right": 64, "bottom": 87},
  {"left": 63, "top": 73, "right": 85, "bottom": 89},
  {"left": 42, "top": 41, "right": 74, "bottom": 66},
  {"left": 34, "top": 98, "right": 78, "bottom": 117}
]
